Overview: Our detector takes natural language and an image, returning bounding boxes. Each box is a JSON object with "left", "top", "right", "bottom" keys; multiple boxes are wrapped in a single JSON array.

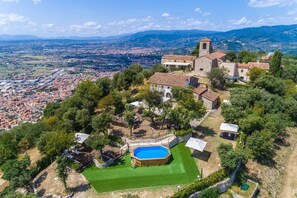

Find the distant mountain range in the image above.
[{"left": 1, "top": 24, "right": 297, "bottom": 54}]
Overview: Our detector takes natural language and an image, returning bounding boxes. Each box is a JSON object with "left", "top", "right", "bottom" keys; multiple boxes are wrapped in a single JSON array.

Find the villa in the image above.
[
  {"left": 161, "top": 55, "right": 196, "bottom": 71},
  {"left": 148, "top": 72, "right": 219, "bottom": 110}
]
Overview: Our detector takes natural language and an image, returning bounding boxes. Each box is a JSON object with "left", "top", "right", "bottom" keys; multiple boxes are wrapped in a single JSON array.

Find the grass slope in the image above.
[{"left": 83, "top": 143, "right": 199, "bottom": 192}]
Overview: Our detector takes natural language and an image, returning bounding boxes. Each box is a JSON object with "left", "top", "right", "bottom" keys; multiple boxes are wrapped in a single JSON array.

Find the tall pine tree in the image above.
[{"left": 270, "top": 50, "right": 282, "bottom": 77}]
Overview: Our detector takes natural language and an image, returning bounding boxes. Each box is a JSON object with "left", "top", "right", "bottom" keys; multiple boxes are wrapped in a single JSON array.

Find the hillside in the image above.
[
  {"left": 117, "top": 25, "right": 297, "bottom": 54},
  {"left": 1, "top": 24, "right": 297, "bottom": 54}
]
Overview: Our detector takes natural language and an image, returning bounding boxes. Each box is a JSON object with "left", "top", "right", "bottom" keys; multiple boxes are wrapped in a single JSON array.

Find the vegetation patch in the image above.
[
  {"left": 230, "top": 180, "right": 257, "bottom": 198},
  {"left": 83, "top": 143, "right": 199, "bottom": 193}
]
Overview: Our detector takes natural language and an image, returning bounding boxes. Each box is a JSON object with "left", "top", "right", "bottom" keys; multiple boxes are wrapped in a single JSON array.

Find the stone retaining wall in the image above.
[
  {"left": 93, "top": 158, "right": 114, "bottom": 168},
  {"left": 189, "top": 162, "right": 241, "bottom": 198}
]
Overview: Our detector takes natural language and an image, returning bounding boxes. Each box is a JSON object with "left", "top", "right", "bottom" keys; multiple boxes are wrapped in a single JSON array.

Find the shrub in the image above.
[
  {"left": 171, "top": 169, "right": 228, "bottom": 198},
  {"left": 30, "top": 155, "right": 53, "bottom": 179},
  {"left": 235, "top": 168, "right": 247, "bottom": 185},
  {"left": 108, "top": 135, "right": 123, "bottom": 144},
  {"left": 200, "top": 187, "right": 220, "bottom": 198},
  {"left": 175, "top": 128, "right": 192, "bottom": 137},
  {"left": 66, "top": 159, "right": 81, "bottom": 171}
]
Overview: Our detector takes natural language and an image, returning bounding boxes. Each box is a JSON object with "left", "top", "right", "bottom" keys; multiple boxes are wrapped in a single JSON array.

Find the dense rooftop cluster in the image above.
[{"left": 0, "top": 68, "right": 115, "bottom": 130}]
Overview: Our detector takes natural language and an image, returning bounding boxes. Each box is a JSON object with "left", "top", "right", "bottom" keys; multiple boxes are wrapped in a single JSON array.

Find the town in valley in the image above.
[{"left": 1, "top": 1, "right": 297, "bottom": 198}]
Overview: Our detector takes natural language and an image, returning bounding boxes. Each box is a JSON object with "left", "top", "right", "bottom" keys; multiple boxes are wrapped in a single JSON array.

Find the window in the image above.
[
  {"left": 200, "top": 68, "right": 204, "bottom": 71},
  {"left": 202, "top": 43, "right": 207, "bottom": 49},
  {"left": 241, "top": 69, "right": 244, "bottom": 73},
  {"left": 184, "top": 60, "right": 186, "bottom": 63},
  {"left": 174, "top": 60, "right": 176, "bottom": 62}
]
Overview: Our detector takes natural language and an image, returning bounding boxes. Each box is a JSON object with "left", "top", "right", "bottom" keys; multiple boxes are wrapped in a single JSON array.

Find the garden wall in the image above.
[
  {"left": 168, "top": 133, "right": 191, "bottom": 148},
  {"left": 93, "top": 158, "right": 115, "bottom": 168},
  {"left": 189, "top": 162, "right": 241, "bottom": 198}
]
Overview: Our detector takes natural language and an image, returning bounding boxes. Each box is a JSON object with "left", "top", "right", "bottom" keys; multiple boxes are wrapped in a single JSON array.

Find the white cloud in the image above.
[
  {"left": 84, "top": 21, "right": 97, "bottom": 27},
  {"left": 203, "top": 12, "right": 211, "bottom": 16},
  {"left": 27, "top": 21, "right": 37, "bottom": 26},
  {"left": 162, "top": 12, "right": 170, "bottom": 17},
  {"left": 0, "top": 13, "right": 25, "bottom": 25},
  {"left": 0, "top": 0, "right": 42, "bottom": 4},
  {"left": 194, "top": 7, "right": 211, "bottom": 16},
  {"left": 42, "top": 23, "right": 55, "bottom": 28},
  {"left": 184, "top": 18, "right": 202, "bottom": 26},
  {"left": 108, "top": 16, "right": 151, "bottom": 26},
  {"left": 32, "top": 0, "right": 41, "bottom": 4},
  {"left": 0, "top": 0, "right": 19, "bottom": 2},
  {"left": 256, "top": 17, "right": 275, "bottom": 24},
  {"left": 230, "top": 17, "right": 251, "bottom": 25},
  {"left": 70, "top": 21, "right": 102, "bottom": 32},
  {"left": 195, "top": 8, "right": 201, "bottom": 12},
  {"left": 248, "top": 0, "right": 297, "bottom": 8},
  {"left": 287, "top": 9, "right": 297, "bottom": 15}
]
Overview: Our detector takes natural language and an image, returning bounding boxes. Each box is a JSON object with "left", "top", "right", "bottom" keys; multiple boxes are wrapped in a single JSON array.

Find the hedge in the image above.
[
  {"left": 108, "top": 135, "right": 123, "bottom": 144},
  {"left": 171, "top": 169, "right": 228, "bottom": 198},
  {"left": 175, "top": 128, "right": 192, "bottom": 137}
]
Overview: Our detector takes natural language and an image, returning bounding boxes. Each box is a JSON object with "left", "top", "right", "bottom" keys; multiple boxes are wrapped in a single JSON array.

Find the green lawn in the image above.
[{"left": 83, "top": 143, "right": 199, "bottom": 193}]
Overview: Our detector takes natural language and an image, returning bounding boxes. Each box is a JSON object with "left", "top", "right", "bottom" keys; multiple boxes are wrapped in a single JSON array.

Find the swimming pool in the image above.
[{"left": 131, "top": 146, "right": 171, "bottom": 167}]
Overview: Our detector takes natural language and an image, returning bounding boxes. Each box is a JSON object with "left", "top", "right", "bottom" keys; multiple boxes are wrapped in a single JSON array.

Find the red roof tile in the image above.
[
  {"left": 194, "top": 87, "right": 207, "bottom": 95},
  {"left": 202, "top": 91, "right": 219, "bottom": 102},
  {"left": 148, "top": 72, "right": 190, "bottom": 87},
  {"left": 162, "top": 55, "right": 196, "bottom": 61}
]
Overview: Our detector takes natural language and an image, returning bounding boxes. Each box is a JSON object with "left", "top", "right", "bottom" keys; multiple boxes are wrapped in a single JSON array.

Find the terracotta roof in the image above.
[
  {"left": 162, "top": 55, "right": 196, "bottom": 61},
  {"left": 194, "top": 86, "right": 207, "bottom": 95},
  {"left": 148, "top": 72, "right": 190, "bottom": 87},
  {"left": 209, "top": 51, "right": 226, "bottom": 59},
  {"left": 237, "top": 62, "right": 270, "bottom": 70},
  {"left": 200, "top": 38, "right": 211, "bottom": 42},
  {"left": 237, "top": 63, "right": 249, "bottom": 68},
  {"left": 202, "top": 51, "right": 226, "bottom": 61},
  {"left": 204, "top": 54, "right": 217, "bottom": 60},
  {"left": 249, "top": 62, "right": 270, "bottom": 70},
  {"left": 202, "top": 91, "right": 219, "bottom": 102}
]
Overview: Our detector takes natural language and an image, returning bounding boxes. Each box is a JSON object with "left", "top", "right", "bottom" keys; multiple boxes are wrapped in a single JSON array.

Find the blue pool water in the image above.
[{"left": 133, "top": 146, "right": 170, "bottom": 159}]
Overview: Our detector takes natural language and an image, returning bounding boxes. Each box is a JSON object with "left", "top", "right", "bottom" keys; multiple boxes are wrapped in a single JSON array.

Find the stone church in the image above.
[
  {"left": 194, "top": 38, "right": 226, "bottom": 77},
  {"left": 194, "top": 38, "right": 269, "bottom": 81}
]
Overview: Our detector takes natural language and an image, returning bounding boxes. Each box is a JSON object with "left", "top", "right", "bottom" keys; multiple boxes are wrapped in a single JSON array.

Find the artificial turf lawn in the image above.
[{"left": 83, "top": 143, "right": 199, "bottom": 192}]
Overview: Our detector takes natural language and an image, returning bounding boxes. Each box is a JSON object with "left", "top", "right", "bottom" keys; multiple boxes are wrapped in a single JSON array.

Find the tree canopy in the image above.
[
  {"left": 226, "top": 51, "right": 237, "bottom": 62},
  {"left": 270, "top": 50, "right": 282, "bottom": 77},
  {"left": 207, "top": 68, "right": 226, "bottom": 89},
  {"left": 1, "top": 155, "right": 31, "bottom": 189}
]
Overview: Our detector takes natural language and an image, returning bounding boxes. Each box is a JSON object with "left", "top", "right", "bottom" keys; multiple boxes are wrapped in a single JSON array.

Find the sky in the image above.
[{"left": 0, "top": 0, "right": 297, "bottom": 37}]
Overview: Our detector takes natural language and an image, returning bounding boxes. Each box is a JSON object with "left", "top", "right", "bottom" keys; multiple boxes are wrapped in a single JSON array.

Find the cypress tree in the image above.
[{"left": 270, "top": 50, "right": 282, "bottom": 77}]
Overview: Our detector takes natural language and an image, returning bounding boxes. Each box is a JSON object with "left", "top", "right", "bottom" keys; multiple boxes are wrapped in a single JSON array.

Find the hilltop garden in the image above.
[
  {"left": 0, "top": 64, "right": 207, "bottom": 197},
  {"left": 0, "top": 50, "right": 296, "bottom": 198}
]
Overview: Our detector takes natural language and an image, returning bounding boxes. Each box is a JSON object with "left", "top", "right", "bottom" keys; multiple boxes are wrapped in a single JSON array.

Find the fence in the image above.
[{"left": 124, "top": 133, "right": 191, "bottom": 152}]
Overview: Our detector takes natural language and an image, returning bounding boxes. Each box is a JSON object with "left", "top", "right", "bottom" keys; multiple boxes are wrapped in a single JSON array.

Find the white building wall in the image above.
[
  {"left": 238, "top": 68, "right": 249, "bottom": 81},
  {"left": 219, "top": 63, "right": 237, "bottom": 77},
  {"left": 150, "top": 84, "right": 172, "bottom": 98}
]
